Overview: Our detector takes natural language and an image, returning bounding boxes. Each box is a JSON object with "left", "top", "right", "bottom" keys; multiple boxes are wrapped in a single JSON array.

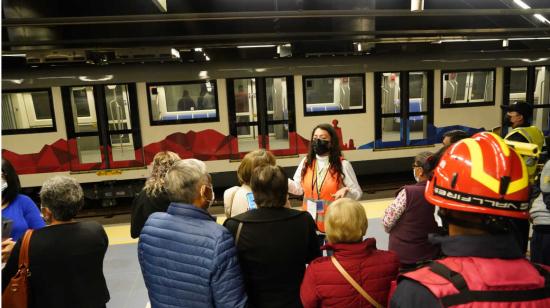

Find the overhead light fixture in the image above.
[
  {"left": 534, "top": 14, "right": 550, "bottom": 24},
  {"left": 513, "top": 0, "right": 530, "bottom": 9},
  {"left": 255, "top": 68, "right": 267, "bottom": 72},
  {"left": 171, "top": 48, "right": 180, "bottom": 59},
  {"left": 436, "top": 38, "right": 501, "bottom": 43},
  {"left": 78, "top": 75, "right": 114, "bottom": 82},
  {"left": 199, "top": 71, "right": 209, "bottom": 79},
  {"left": 411, "top": 0, "right": 424, "bottom": 12},
  {"left": 237, "top": 45, "right": 276, "bottom": 49},
  {"left": 502, "top": 39, "right": 509, "bottom": 47},
  {"left": 522, "top": 58, "right": 549, "bottom": 63},
  {"left": 3, "top": 53, "right": 26, "bottom": 57},
  {"left": 508, "top": 37, "right": 550, "bottom": 40},
  {"left": 205, "top": 55, "right": 211, "bottom": 61},
  {"left": 194, "top": 47, "right": 203, "bottom": 52}
]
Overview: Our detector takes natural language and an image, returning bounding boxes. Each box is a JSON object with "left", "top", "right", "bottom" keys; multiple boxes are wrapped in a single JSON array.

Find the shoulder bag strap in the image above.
[
  {"left": 331, "top": 256, "right": 385, "bottom": 308},
  {"left": 235, "top": 222, "right": 244, "bottom": 247},
  {"left": 19, "top": 230, "right": 33, "bottom": 268}
]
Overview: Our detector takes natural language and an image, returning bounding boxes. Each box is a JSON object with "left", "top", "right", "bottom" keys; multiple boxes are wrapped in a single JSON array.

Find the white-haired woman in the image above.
[
  {"left": 2, "top": 176, "right": 110, "bottom": 308},
  {"left": 131, "top": 151, "right": 180, "bottom": 238}
]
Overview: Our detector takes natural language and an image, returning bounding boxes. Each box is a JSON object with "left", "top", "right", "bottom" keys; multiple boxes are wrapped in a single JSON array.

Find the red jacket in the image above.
[
  {"left": 403, "top": 257, "right": 550, "bottom": 307},
  {"left": 300, "top": 238, "right": 399, "bottom": 308}
]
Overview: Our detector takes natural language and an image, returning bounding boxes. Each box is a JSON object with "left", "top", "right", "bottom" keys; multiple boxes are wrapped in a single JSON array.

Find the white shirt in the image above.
[
  {"left": 288, "top": 155, "right": 362, "bottom": 200},
  {"left": 223, "top": 184, "right": 253, "bottom": 218}
]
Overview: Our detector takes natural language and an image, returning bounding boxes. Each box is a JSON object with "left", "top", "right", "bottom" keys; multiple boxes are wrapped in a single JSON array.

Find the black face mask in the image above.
[
  {"left": 312, "top": 139, "right": 330, "bottom": 155},
  {"left": 503, "top": 116, "right": 512, "bottom": 127}
]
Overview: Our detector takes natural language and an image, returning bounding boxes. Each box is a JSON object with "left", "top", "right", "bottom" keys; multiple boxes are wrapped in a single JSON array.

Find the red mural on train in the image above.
[{"left": 3, "top": 120, "right": 355, "bottom": 175}]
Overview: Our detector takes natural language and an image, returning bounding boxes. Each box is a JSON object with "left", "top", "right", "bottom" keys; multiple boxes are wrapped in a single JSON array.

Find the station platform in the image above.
[{"left": 102, "top": 198, "right": 393, "bottom": 308}]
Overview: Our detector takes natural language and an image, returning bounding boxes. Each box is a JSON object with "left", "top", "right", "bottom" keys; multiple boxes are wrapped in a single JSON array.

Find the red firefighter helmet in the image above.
[{"left": 425, "top": 132, "right": 530, "bottom": 219}]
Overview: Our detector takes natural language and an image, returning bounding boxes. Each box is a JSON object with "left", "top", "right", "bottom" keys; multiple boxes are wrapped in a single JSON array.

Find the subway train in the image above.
[{"left": 2, "top": 50, "right": 550, "bottom": 205}]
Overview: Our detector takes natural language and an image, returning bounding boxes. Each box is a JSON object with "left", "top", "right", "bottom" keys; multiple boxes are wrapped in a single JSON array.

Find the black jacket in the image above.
[
  {"left": 130, "top": 189, "right": 170, "bottom": 238},
  {"left": 224, "top": 207, "right": 321, "bottom": 308},
  {"left": 2, "top": 221, "right": 110, "bottom": 308}
]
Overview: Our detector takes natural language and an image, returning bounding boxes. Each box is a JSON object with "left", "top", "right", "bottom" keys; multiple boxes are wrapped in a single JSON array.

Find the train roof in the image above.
[{"left": 2, "top": 0, "right": 550, "bottom": 68}]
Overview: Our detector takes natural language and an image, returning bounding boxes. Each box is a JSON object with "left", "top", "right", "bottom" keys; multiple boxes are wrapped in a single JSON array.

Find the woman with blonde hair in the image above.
[
  {"left": 224, "top": 149, "right": 276, "bottom": 217},
  {"left": 130, "top": 151, "right": 180, "bottom": 238},
  {"left": 301, "top": 198, "right": 399, "bottom": 308}
]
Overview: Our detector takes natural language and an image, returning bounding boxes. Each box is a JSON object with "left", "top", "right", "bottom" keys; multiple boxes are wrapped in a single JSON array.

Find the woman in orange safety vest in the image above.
[{"left": 288, "top": 123, "right": 362, "bottom": 232}]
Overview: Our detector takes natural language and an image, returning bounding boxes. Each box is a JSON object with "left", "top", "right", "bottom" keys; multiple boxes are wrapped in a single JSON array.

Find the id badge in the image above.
[
  {"left": 246, "top": 192, "right": 257, "bottom": 210},
  {"left": 305, "top": 198, "right": 328, "bottom": 222}
]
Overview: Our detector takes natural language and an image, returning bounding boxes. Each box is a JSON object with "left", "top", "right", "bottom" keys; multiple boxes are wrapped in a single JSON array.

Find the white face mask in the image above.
[
  {"left": 204, "top": 185, "right": 215, "bottom": 208},
  {"left": 1, "top": 179, "right": 7, "bottom": 192},
  {"left": 413, "top": 168, "right": 420, "bottom": 183}
]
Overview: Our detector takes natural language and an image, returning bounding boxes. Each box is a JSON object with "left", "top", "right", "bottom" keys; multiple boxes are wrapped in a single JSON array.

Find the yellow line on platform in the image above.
[{"left": 105, "top": 198, "right": 393, "bottom": 246}]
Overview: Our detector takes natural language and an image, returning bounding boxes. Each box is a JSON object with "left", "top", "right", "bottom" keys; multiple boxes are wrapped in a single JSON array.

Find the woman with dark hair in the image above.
[
  {"left": 289, "top": 123, "right": 362, "bottom": 232},
  {"left": 1, "top": 158, "right": 45, "bottom": 241},
  {"left": 2, "top": 176, "right": 110, "bottom": 308},
  {"left": 130, "top": 151, "right": 180, "bottom": 238},
  {"left": 224, "top": 165, "right": 321, "bottom": 308}
]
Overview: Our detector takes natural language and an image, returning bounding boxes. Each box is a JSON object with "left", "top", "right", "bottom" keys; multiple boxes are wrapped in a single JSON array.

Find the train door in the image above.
[
  {"left": 227, "top": 76, "right": 296, "bottom": 158},
  {"left": 375, "top": 71, "right": 434, "bottom": 147},
  {"left": 61, "top": 84, "right": 144, "bottom": 171},
  {"left": 504, "top": 65, "right": 550, "bottom": 135}
]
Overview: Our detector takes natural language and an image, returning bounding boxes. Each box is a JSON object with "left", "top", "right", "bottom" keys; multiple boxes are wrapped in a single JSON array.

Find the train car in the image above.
[{"left": 2, "top": 50, "right": 550, "bottom": 206}]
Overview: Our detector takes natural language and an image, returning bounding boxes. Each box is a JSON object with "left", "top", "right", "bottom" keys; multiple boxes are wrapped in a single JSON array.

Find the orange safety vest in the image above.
[{"left": 301, "top": 158, "right": 343, "bottom": 232}]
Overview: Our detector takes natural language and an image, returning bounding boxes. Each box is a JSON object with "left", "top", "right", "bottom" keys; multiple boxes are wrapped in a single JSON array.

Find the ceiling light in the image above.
[
  {"left": 513, "top": 0, "right": 530, "bottom": 9},
  {"left": 199, "top": 71, "right": 208, "bottom": 79},
  {"left": 237, "top": 45, "right": 276, "bottom": 49},
  {"left": 502, "top": 39, "right": 509, "bottom": 47},
  {"left": 171, "top": 48, "right": 180, "bottom": 58},
  {"left": 534, "top": 14, "right": 550, "bottom": 24},
  {"left": 522, "top": 58, "right": 549, "bottom": 63},
  {"left": 194, "top": 48, "right": 203, "bottom": 52},
  {"left": 3, "top": 53, "right": 26, "bottom": 57},
  {"left": 205, "top": 55, "right": 211, "bottom": 61},
  {"left": 508, "top": 37, "right": 550, "bottom": 40},
  {"left": 78, "top": 75, "right": 114, "bottom": 82}
]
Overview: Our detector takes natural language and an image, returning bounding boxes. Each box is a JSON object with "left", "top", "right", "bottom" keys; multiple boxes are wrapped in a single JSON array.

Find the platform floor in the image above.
[{"left": 102, "top": 198, "right": 393, "bottom": 308}]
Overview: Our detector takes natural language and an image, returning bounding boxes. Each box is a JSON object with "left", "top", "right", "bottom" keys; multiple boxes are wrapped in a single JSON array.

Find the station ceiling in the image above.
[{"left": 2, "top": 0, "right": 550, "bottom": 65}]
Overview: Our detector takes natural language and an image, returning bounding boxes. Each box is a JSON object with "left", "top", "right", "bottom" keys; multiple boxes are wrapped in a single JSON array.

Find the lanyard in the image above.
[{"left": 311, "top": 160, "right": 330, "bottom": 199}]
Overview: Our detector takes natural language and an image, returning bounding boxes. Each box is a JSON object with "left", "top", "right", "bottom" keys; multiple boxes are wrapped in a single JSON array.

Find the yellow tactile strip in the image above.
[{"left": 104, "top": 198, "right": 394, "bottom": 246}]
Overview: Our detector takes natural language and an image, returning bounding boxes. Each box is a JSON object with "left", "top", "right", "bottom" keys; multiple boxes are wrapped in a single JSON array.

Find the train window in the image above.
[
  {"left": 376, "top": 71, "right": 433, "bottom": 148},
  {"left": 303, "top": 75, "right": 365, "bottom": 115},
  {"left": 70, "top": 87, "right": 98, "bottom": 133},
  {"left": 147, "top": 81, "right": 219, "bottom": 125},
  {"left": 534, "top": 66, "right": 549, "bottom": 105},
  {"left": 1, "top": 89, "right": 56, "bottom": 135},
  {"left": 441, "top": 70, "right": 495, "bottom": 107},
  {"left": 227, "top": 76, "right": 296, "bottom": 157}
]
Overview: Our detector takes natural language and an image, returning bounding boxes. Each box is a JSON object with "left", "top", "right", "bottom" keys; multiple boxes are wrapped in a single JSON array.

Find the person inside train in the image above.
[
  {"left": 1, "top": 158, "right": 45, "bottom": 242},
  {"left": 300, "top": 198, "right": 399, "bottom": 308},
  {"left": 130, "top": 151, "right": 180, "bottom": 238},
  {"left": 288, "top": 123, "right": 362, "bottom": 233},
  {"left": 2, "top": 176, "right": 110, "bottom": 308},
  {"left": 390, "top": 132, "right": 550, "bottom": 307},
  {"left": 224, "top": 165, "right": 321, "bottom": 308},
  {"left": 383, "top": 151, "right": 442, "bottom": 270},
  {"left": 235, "top": 84, "right": 248, "bottom": 113},
  {"left": 441, "top": 129, "right": 469, "bottom": 146},
  {"left": 177, "top": 89, "right": 196, "bottom": 111},
  {"left": 197, "top": 83, "right": 215, "bottom": 109},
  {"left": 139, "top": 159, "right": 247, "bottom": 308},
  {"left": 530, "top": 160, "right": 550, "bottom": 266},
  {"left": 224, "top": 149, "right": 276, "bottom": 218},
  {"left": 502, "top": 101, "right": 545, "bottom": 255}
]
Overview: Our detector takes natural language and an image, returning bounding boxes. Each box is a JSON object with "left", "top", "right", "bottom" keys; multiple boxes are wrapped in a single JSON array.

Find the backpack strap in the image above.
[{"left": 428, "top": 261, "right": 550, "bottom": 307}]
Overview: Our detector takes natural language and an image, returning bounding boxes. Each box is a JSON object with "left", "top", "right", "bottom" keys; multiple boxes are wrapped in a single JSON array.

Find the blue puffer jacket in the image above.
[{"left": 138, "top": 202, "right": 248, "bottom": 308}]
